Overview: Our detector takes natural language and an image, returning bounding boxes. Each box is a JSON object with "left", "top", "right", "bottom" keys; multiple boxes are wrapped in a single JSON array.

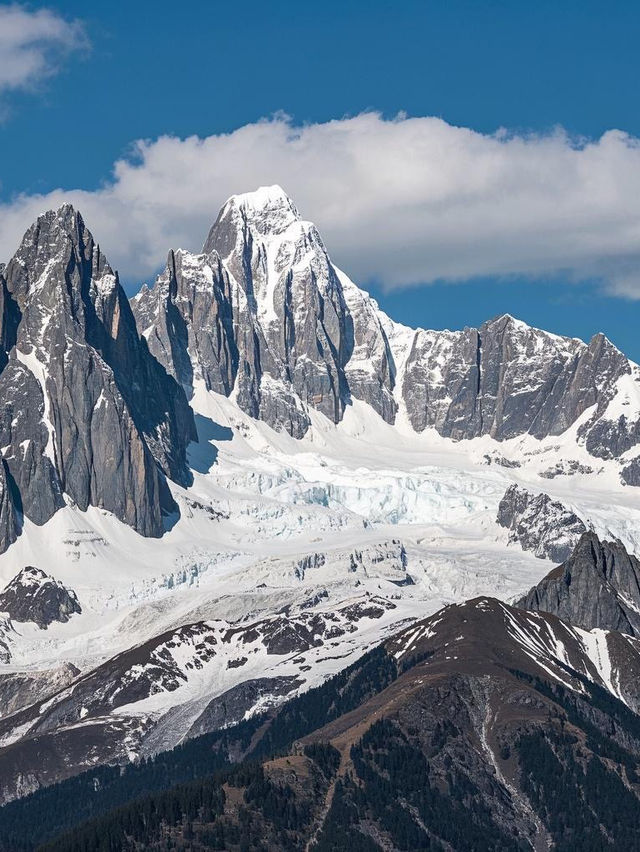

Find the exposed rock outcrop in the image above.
[
  {"left": 0, "top": 205, "right": 196, "bottom": 546},
  {"left": 497, "top": 483, "right": 588, "bottom": 561},
  {"left": 621, "top": 455, "right": 640, "bottom": 486},
  {"left": 132, "top": 186, "right": 397, "bottom": 436},
  {"left": 0, "top": 567, "right": 81, "bottom": 629},
  {"left": 133, "top": 186, "right": 640, "bottom": 475},
  {"left": 516, "top": 532, "right": 640, "bottom": 636},
  {"left": 0, "top": 460, "right": 20, "bottom": 555},
  {"left": 400, "top": 314, "right": 632, "bottom": 451},
  {"left": 186, "top": 676, "right": 302, "bottom": 740}
]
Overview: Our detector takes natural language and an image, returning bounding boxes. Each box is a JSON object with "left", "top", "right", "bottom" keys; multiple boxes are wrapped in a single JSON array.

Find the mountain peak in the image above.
[
  {"left": 35, "top": 202, "right": 83, "bottom": 235},
  {"left": 0, "top": 566, "right": 81, "bottom": 629},
  {"left": 482, "top": 313, "right": 530, "bottom": 332},
  {"left": 5, "top": 203, "right": 114, "bottom": 316},
  {"left": 517, "top": 531, "right": 640, "bottom": 636},
  {"left": 230, "top": 184, "right": 298, "bottom": 214},
  {"left": 204, "top": 185, "right": 300, "bottom": 252},
  {"left": 53, "top": 201, "right": 79, "bottom": 218}
]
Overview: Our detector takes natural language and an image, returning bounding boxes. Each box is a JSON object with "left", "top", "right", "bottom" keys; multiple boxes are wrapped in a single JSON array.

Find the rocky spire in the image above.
[
  {"left": 0, "top": 205, "right": 196, "bottom": 546},
  {"left": 516, "top": 532, "right": 640, "bottom": 635},
  {"left": 133, "top": 186, "right": 398, "bottom": 436}
]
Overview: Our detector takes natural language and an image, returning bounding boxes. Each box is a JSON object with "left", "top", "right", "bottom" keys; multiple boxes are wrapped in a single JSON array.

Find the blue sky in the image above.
[{"left": 1, "top": 0, "right": 639, "bottom": 357}]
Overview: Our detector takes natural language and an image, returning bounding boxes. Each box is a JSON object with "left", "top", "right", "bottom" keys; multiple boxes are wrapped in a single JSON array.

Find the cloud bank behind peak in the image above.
[{"left": 2, "top": 112, "right": 640, "bottom": 297}]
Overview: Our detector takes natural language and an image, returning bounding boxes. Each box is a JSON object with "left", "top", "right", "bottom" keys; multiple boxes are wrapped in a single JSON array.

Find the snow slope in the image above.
[{"left": 1, "top": 189, "right": 640, "bottom": 794}]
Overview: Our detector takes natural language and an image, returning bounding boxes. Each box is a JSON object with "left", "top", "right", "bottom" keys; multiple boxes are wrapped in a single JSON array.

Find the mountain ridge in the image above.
[
  {"left": 133, "top": 184, "right": 640, "bottom": 476},
  {"left": 0, "top": 205, "right": 196, "bottom": 550},
  {"left": 5, "top": 592, "right": 640, "bottom": 850},
  {"left": 1, "top": 188, "right": 640, "bottom": 847}
]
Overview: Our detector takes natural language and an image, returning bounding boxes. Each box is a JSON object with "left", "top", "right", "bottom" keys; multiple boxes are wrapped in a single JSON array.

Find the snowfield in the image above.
[{"left": 1, "top": 373, "right": 639, "bottom": 760}]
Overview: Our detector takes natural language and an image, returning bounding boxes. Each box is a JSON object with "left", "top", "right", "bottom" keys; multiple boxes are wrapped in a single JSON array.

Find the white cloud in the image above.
[
  {"left": 2, "top": 113, "right": 640, "bottom": 296},
  {"left": 0, "top": 4, "right": 86, "bottom": 95}
]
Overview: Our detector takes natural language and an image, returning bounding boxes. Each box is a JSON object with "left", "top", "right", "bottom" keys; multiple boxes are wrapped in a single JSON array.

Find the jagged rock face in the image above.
[
  {"left": 186, "top": 676, "right": 301, "bottom": 741},
  {"left": 134, "top": 249, "right": 238, "bottom": 398},
  {"left": 0, "top": 205, "right": 196, "bottom": 544},
  {"left": 497, "top": 483, "right": 588, "bottom": 561},
  {"left": 401, "top": 314, "right": 633, "bottom": 450},
  {"left": 339, "top": 271, "right": 397, "bottom": 424},
  {"left": 0, "top": 664, "right": 80, "bottom": 718},
  {"left": 0, "top": 361, "right": 63, "bottom": 526},
  {"left": 132, "top": 186, "right": 640, "bottom": 467},
  {"left": 621, "top": 455, "right": 640, "bottom": 486},
  {"left": 133, "top": 186, "right": 397, "bottom": 436},
  {"left": 0, "top": 567, "right": 81, "bottom": 629},
  {"left": 0, "top": 461, "right": 19, "bottom": 555},
  {"left": 0, "top": 615, "right": 13, "bottom": 665},
  {"left": 517, "top": 532, "right": 640, "bottom": 636},
  {"left": 204, "top": 187, "right": 352, "bottom": 430}
]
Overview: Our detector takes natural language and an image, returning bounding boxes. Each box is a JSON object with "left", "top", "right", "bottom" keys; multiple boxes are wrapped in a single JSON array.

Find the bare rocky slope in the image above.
[{"left": 4, "top": 594, "right": 640, "bottom": 850}]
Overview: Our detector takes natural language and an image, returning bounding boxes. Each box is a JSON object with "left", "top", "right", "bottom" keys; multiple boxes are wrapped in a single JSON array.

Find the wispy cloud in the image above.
[
  {"left": 2, "top": 113, "right": 640, "bottom": 297},
  {"left": 0, "top": 3, "right": 87, "bottom": 97}
]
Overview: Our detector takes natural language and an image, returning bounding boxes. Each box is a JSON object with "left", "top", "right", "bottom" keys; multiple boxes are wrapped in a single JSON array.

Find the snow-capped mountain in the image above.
[
  {"left": 2, "top": 186, "right": 640, "bottom": 810},
  {"left": 0, "top": 566, "right": 80, "bottom": 630},
  {"left": 132, "top": 186, "right": 395, "bottom": 437},
  {"left": 134, "top": 185, "right": 640, "bottom": 473}
]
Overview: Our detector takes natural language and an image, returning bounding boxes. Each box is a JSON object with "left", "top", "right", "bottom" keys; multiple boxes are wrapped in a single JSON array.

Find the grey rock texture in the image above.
[
  {"left": 133, "top": 187, "right": 640, "bottom": 470},
  {"left": 134, "top": 248, "right": 237, "bottom": 398},
  {"left": 133, "top": 186, "right": 397, "bottom": 436},
  {"left": 621, "top": 455, "right": 640, "bottom": 486},
  {"left": 0, "top": 205, "right": 196, "bottom": 547},
  {"left": 0, "top": 663, "right": 80, "bottom": 717},
  {"left": 186, "top": 676, "right": 301, "bottom": 740},
  {"left": 540, "top": 460, "right": 594, "bottom": 479},
  {"left": 400, "top": 314, "right": 632, "bottom": 451},
  {"left": 497, "top": 483, "right": 588, "bottom": 561},
  {"left": 0, "top": 566, "right": 81, "bottom": 629},
  {"left": 0, "top": 615, "right": 13, "bottom": 664},
  {"left": 0, "top": 460, "right": 20, "bottom": 555},
  {"left": 516, "top": 531, "right": 640, "bottom": 636}
]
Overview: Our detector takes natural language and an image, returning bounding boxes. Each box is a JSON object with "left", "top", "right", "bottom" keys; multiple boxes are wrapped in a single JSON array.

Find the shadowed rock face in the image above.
[
  {"left": 186, "top": 676, "right": 302, "bottom": 740},
  {"left": 497, "top": 483, "right": 588, "bottom": 562},
  {"left": 0, "top": 461, "right": 19, "bottom": 556},
  {"left": 0, "top": 567, "right": 80, "bottom": 629},
  {"left": 622, "top": 455, "right": 640, "bottom": 486},
  {"left": 0, "top": 205, "right": 196, "bottom": 548},
  {"left": 516, "top": 532, "right": 640, "bottom": 636}
]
